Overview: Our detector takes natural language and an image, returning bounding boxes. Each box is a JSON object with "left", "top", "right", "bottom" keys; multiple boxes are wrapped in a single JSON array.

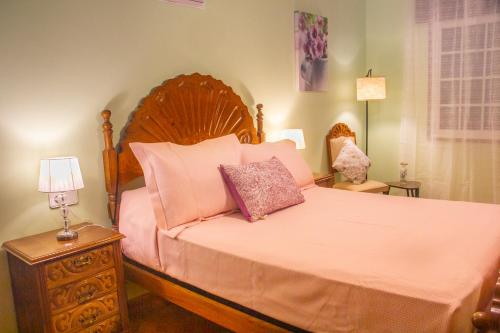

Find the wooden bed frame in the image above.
[
  {"left": 101, "top": 73, "right": 291, "bottom": 332},
  {"left": 101, "top": 73, "right": 500, "bottom": 332}
]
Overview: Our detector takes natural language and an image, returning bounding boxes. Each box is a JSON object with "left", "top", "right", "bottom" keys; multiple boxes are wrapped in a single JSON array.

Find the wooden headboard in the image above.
[
  {"left": 101, "top": 73, "right": 265, "bottom": 227},
  {"left": 325, "top": 122, "right": 356, "bottom": 174}
]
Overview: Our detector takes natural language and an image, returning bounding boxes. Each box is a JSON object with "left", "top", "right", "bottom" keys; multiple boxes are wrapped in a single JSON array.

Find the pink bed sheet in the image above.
[
  {"left": 120, "top": 187, "right": 161, "bottom": 271},
  {"left": 120, "top": 186, "right": 500, "bottom": 333}
]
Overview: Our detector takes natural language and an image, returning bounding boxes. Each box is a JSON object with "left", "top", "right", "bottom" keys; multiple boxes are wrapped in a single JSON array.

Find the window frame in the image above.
[{"left": 429, "top": 9, "right": 500, "bottom": 140}]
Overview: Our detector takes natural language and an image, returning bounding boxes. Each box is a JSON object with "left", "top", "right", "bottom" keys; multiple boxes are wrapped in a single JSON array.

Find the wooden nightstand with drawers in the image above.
[
  {"left": 2, "top": 223, "right": 130, "bottom": 333},
  {"left": 313, "top": 172, "right": 335, "bottom": 188}
]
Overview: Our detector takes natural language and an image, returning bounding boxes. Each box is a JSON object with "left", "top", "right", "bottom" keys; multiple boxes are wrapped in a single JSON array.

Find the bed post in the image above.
[
  {"left": 256, "top": 103, "right": 265, "bottom": 143},
  {"left": 472, "top": 271, "right": 500, "bottom": 333},
  {"left": 101, "top": 110, "right": 118, "bottom": 230}
]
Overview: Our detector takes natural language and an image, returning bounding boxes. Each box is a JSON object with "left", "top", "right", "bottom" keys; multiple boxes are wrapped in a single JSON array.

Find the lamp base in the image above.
[{"left": 56, "top": 229, "right": 78, "bottom": 241}]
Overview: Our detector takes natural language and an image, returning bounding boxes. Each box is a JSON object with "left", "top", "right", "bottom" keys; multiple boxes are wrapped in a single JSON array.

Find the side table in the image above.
[{"left": 386, "top": 181, "right": 421, "bottom": 197}]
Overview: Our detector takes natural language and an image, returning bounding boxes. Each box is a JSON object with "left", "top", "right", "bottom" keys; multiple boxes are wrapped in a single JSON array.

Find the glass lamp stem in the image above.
[
  {"left": 59, "top": 194, "right": 69, "bottom": 232},
  {"left": 54, "top": 193, "right": 78, "bottom": 241}
]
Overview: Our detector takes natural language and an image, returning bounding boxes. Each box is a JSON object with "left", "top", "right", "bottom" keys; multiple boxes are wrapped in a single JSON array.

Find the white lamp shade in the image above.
[
  {"left": 38, "top": 157, "right": 84, "bottom": 193},
  {"left": 268, "top": 129, "right": 306, "bottom": 149},
  {"left": 356, "top": 77, "right": 386, "bottom": 101}
]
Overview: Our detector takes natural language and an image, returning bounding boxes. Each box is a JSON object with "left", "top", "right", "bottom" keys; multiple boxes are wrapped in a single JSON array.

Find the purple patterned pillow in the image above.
[{"left": 220, "top": 157, "right": 305, "bottom": 222}]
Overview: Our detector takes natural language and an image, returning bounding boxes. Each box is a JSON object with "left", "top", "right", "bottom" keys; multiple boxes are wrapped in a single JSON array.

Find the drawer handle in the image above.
[
  {"left": 77, "top": 290, "right": 96, "bottom": 304},
  {"left": 79, "top": 314, "right": 98, "bottom": 327},
  {"left": 72, "top": 255, "right": 93, "bottom": 268}
]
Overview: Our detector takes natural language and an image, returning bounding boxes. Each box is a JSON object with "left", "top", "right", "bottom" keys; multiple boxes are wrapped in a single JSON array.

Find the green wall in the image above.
[
  {"left": 365, "top": 0, "right": 500, "bottom": 203},
  {"left": 0, "top": 1, "right": 366, "bottom": 331},
  {"left": 365, "top": 0, "right": 406, "bottom": 183}
]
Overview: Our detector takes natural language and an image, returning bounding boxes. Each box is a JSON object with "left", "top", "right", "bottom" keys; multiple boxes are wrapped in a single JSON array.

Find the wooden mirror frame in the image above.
[{"left": 101, "top": 73, "right": 265, "bottom": 228}]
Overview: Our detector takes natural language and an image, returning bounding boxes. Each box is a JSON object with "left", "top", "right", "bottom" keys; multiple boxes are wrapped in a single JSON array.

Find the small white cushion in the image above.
[
  {"left": 329, "top": 136, "right": 355, "bottom": 164},
  {"left": 333, "top": 180, "right": 388, "bottom": 193},
  {"left": 332, "top": 140, "right": 370, "bottom": 184}
]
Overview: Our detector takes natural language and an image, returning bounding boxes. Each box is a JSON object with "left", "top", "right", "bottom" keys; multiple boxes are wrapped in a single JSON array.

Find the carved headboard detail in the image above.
[
  {"left": 325, "top": 123, "right": 356, "bottom": 174},
  {"left": 101, "top": 73, "right": 264, "bottom": 226}
]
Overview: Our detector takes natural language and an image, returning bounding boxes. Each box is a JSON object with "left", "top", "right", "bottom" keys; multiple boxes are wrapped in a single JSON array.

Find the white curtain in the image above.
[{"left": 401, "top": 0, "right": 500, "bottom": 204}]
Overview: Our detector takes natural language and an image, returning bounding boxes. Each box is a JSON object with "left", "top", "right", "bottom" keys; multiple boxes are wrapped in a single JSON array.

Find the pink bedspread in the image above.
[{"left": 120, "top": 186, "right": 500, "bottom": 333}]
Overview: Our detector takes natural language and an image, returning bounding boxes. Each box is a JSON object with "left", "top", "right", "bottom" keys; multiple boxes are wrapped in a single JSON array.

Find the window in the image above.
[{"left": 419, "top": 0, "right": 500, "bottom": 139}]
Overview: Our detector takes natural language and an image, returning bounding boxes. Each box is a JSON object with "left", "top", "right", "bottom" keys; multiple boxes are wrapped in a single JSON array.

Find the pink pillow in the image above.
[
  {"left": 130, "top": 134, "right": 241, "bottom": 230},
  {"left": 241, "top": 140, "right": 314, "bottom": 188},
  {"left": 220, "top": 157, "right": 305, "bottom": 222}
]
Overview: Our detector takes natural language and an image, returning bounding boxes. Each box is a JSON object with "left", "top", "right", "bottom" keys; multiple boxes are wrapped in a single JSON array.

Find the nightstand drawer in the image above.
[
  {"left": 78, "top": 314, "right": 121, "bottom": 333},
  {"left": 45, "top": 245, "right": 115, "bottom": 289},
  {"left": 49, "top": 268, "right": 117, "bottom": 314},
  {"left": 51, "top": 292, "right": 119, "bottom": 333}
]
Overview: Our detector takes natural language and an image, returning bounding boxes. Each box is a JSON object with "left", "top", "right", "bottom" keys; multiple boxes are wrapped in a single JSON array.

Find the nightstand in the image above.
[
  {"left": 2, "top": 223, "right": 130, "bottom": 333},
  {"left": 313, "top": 173, "right": 335, "bottom": 188}
]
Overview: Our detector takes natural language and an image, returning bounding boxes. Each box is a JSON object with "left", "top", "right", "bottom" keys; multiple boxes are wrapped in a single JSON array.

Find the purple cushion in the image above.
[{"left": 220, "top": 157, "right": 305, "bottom": 222}]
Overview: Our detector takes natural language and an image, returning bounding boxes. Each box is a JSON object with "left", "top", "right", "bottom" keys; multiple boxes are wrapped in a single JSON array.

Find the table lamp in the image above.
[
  {"left": 38, "top": 157, "right": 84, "bottom": 241},
  {"left": 356, "top": 69, "right": 386, "bottom": 156},
  {"left": 268, "top": 129, "right": 306, "bottom": 150}
]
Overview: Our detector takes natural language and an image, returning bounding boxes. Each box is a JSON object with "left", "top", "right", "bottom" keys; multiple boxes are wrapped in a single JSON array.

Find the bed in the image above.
[{"left": 101, "top": 73, "right": 500, "bottom": 332}]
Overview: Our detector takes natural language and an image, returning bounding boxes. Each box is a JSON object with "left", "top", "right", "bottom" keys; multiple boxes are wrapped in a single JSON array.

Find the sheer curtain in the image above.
[{"left": 401, "top": 0, "right": 500, "bottom": 204}]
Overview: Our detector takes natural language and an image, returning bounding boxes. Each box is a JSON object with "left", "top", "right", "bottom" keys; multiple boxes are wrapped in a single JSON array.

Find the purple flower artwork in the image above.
[{"left": 294, "top": 11, "right": 328, "bottom": 91}]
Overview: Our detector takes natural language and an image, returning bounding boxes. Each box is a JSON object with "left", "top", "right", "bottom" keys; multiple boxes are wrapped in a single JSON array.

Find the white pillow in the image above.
[
  {"left": 332, "top": 140, "right": 371, "bottom": 184},
  {"left": 329, "top": 136, "right": 355, "bottom": 163}
]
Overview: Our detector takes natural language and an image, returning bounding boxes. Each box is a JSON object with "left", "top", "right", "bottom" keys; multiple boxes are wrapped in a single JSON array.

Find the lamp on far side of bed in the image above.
[
  {"left": 38, "top": 157, "right": 84, "bottom": 241},
  {"left": 268, "top": 129, "right": 306, "bottom": 149},
  {"left": 356, "top": 69, "right": 386, "bottom": 156}
]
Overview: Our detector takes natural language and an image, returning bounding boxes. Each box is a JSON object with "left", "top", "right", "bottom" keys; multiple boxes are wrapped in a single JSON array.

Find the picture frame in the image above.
[
  {"left": 164, "top": 0, "right": 205, "bottom": 8},
  {"left": 294, "top": 11, "right": 328, "bottom": 91}
]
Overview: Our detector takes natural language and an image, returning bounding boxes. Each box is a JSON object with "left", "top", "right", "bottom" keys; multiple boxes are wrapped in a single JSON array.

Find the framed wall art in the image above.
[
  {"left": 164, "top": 0, "right": 205, "bottom": 8},
  {"left": 294, "top": 11, "right": 328, "bottom": 91}
]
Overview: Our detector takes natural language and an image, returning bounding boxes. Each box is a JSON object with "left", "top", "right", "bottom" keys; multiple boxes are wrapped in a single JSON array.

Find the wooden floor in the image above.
[{"left": 128, "top": 293, "right": 232, "bottom": 333}]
